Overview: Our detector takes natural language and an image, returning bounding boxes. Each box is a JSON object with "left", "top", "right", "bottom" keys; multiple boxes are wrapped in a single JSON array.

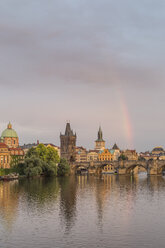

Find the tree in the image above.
[
  {"left": 25, "top": 147, "right": 38, "bottom": 158},
  {"left": 23, "top": 144, "right": 61, "bottom": 177},
  {"left": 14, "top": 162, "right": 26, "bottom": 175},
  {"left": 24, "top": 156, "right": 43, "bottom": 177},
  {"left": 45, "top": 146, "right": 60, "bottom": 164},
  {"left": 36, "top": 144, "right": 47, "bottom": 161},
  {"left": 118, "top": 154, "right": 128, "bottom": 161},
  {"left": 57, "top": 158, "right": 70, "bottom": 176},
  {"left": 43, "top": 161, "right": 57, "bottom": 177},
  {"left": 138, "top": 156, "right": 146, "bottom": 161}
]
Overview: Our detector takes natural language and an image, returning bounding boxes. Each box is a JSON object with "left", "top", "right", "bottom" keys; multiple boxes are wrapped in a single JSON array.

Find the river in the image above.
[{"left": 0, "top": 174, "right": 165, "bottom": 248}]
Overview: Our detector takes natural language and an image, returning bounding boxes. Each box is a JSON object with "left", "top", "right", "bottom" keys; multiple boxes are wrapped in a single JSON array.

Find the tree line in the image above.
[{"left": 15, "top": 144, "right": 70, "bottom": 177}]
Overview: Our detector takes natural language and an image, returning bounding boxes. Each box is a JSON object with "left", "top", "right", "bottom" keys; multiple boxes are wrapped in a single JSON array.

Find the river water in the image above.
[{"left": 0, "top": 174, "right": 165, "bottom": 248}]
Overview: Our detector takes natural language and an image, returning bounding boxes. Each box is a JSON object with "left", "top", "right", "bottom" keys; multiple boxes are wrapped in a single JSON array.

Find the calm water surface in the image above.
[{"left": 0, "top": 175, "right": 165, "bottom": 248}]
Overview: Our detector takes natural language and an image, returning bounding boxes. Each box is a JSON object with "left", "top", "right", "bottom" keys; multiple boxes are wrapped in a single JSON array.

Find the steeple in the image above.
[
  {"left": 65, "top": 123, "right": 74, "bottom": 136},
  {"left": 96, "top": 126, "right": 104, "bottom": 142}
]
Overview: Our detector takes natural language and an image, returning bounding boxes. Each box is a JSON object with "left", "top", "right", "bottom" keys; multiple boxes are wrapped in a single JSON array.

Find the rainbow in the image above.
[{"left": 118, "top": 88, "right": 134, "bottom": 149}]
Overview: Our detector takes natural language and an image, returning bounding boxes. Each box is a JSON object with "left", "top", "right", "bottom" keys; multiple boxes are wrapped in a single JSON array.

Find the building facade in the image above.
[
  {"left": 87, "top": 150, "right": 99, "bottom": 161},
  {"left": 0, "top": 122, "right": 24, "bottom": 168},
  {"left": 98, "top": 149, "right": 114, "bottom": 161},
  {"left": 60, "top": 123, "right": 76, "bottom": 163},
  {"left": 112, "top": 143, "right": 121, "bottom": 161},
  {"left": 76, "top": 147, "right": 87, "bottom": 162},
  {"left": 122, "top": 150, "right": 138, "bottom": 161},
  {"left": 1, "top": 122, "right": 19, "bottom": 148}
]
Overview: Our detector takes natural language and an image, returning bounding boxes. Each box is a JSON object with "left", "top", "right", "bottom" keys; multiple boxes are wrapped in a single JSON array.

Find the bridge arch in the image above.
[
  {"left": 76, "top": 166, "right": 88, "bottom": 175},
  {"left": 126, "top": 164, "right": 148, "bottom": 174}
]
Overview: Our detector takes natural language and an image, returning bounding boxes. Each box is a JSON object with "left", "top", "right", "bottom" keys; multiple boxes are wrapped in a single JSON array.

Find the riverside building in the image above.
[{"left": 0, "top": 122, "right": 24, "bottom": 168}]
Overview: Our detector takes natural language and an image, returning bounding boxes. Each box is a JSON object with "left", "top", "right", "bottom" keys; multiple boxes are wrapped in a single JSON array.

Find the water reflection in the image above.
[
  {"left": 0, "top": 180, "right": 19, "bottom": 229},
  {"left": 58, "top": 176, "right": 77, "bottom": 233},
  {"left": 1, "top": 175, "right": 165, "bottom": 247},
  {"left": 18, "top": 177, "right": 60, "bottom": 210}
]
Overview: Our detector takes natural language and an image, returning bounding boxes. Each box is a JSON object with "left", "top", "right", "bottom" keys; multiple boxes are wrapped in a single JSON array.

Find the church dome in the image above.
[
  {"left": 1, "top": 122, "right": 18, "bottom": 139},
  {"left": 152, "top": 146, "right": 164, "bottom": 152}
]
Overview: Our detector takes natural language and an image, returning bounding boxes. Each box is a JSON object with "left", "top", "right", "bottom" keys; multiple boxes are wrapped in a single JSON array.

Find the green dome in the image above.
[{"left": 1, "top": 122, "right": 18, "bottom": 138}]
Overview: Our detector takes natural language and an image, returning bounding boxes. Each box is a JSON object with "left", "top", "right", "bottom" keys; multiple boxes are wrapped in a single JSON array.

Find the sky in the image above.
[{"left": 0, "top": 0, "right": 165, "bottom": 152}]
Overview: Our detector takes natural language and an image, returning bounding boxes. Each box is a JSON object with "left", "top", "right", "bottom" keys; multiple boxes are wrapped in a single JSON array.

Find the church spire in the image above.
[
  {"left": 96, "top": 126, "right": 104, "bottom": 142},
  {"left": 95, "top": 126, "right": 105, "bottom": 150}
]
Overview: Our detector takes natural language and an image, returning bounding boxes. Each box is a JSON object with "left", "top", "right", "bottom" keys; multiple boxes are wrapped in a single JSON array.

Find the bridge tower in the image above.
[{"left": 60, "top": 123, "right": 77, "bottom": 163}]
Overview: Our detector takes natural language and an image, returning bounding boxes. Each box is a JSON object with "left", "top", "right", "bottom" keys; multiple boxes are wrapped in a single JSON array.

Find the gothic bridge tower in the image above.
[{"left": 60, "top": 123, "right": 77, "bottom": 163}]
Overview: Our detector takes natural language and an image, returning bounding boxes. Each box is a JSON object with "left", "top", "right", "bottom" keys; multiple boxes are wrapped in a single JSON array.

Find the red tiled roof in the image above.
[{"left": 0, "top": 143, "right": 9, "bottom": 148}]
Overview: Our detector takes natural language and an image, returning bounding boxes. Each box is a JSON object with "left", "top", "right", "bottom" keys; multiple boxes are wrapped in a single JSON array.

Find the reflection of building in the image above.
[
  {"left": 102, "top": 164, "right": 114, "bottom": 173},
  {"left": 60, "top": 123, "right": 76, "bottom": 163},
  {"left": 122, "top": 150, "right": 138, "bottom": 161},
  {"left": 76, "top": 147, "right": 87, "bottom": 162},
  {"left": 0, "top": 181, "right": 19, "bottom": 228},
  {"left": 95, "top": 127, "right": 105, "bottom": 151},
  {"left": 0, "top": 123, "right": 24, "bottom": 168},
  {"left": 98, "top": 149, "right": 114, "bottom": 161},
  {"left": 59, "top": 176, "right": 77, "bottom": 232},
  {"left": 87, "top": 150, "right": 99, "bottom": 161}
]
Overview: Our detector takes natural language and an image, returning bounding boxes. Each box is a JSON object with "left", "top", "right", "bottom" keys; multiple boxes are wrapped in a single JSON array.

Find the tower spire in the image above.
[
  {"left": 95, "top": 126, "right": 105, "bottom": 150},
  {"left": 97, "top": 126, "right": 104, "bottom": 141}
]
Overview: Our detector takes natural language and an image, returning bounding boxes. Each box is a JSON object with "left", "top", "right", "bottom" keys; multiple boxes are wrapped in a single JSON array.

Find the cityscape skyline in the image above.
[
  {"left": 1, "top": 0, "right": 165, "bottom": 151},
  {"left": 0, "top": 121, "right": 163, "bottom": 153}
]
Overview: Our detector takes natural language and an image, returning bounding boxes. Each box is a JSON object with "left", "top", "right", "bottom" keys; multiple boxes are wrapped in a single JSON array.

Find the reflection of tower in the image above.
[
  {"left": 95, "top": 126, "right": 105, "bottom": 150},
  {"left": 60, "top": 123, "right": 76, "bottom": 163},
  {"left": 95, "top": 175, "right": 114, "bottom": 227},
  {"left": 59, "top": 176, "right": 77, "bottom": 232}
]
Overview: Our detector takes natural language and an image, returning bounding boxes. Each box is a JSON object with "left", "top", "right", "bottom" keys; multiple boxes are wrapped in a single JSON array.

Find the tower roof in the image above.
[
  {"left": 96, "top": 126, "right": 104, "bottom": 142},
  {"left": 112, "top": 143, "right": 120, "bottom": 150},
  {"left": 65, "top": 123, "right": 75, "bottom": 136},
  {"left": 1, "top": 122, "right": 18, "bottom": 139}
]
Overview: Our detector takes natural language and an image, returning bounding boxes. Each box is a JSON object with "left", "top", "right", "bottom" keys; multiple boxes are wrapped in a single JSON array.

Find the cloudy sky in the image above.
[{"left": 0, "top": 0, "right": 165, "bottom": 151}]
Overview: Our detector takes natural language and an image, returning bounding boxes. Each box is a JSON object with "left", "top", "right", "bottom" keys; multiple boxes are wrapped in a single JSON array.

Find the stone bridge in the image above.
[{"left": 72, "top": 160, "right": 165, "bottom": 175}]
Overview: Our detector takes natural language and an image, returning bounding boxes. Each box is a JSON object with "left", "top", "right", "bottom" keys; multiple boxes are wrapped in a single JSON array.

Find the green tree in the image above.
[
  {"left": 43, "top": 161, "right": 57, "bottom": 177},
  {"left": 25, "top": 147, "right": 39, "bottom": 158},
  {"left": 45, "top": 146, "right": 60, "bottom": 164},
  {"left": 13, "top": 162, "right": 26, "bottom": 175},
  {"left": 36, "top": 144, "right": 47, "bottom": 161},
  {"left": 118, "top": 154, "right": 128, "bottom": 161},
  {"left": 57, "top": 158, "right": 70, "bottom": 176},
  {"left": 23, "top": 144, "right": 63, "bottom": 177},
  {"left": 24, "top": 156, "right": 43, "bottom": 177}
]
